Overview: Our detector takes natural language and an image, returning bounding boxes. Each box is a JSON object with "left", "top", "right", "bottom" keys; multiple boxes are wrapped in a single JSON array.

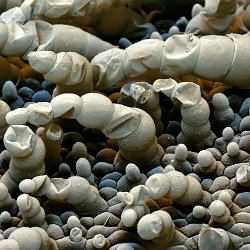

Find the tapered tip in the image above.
[{"left": 28, "top": 51, "right": 56, "bottom": 74}]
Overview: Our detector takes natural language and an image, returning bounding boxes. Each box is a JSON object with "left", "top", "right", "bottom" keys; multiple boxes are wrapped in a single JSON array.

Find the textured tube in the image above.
[
  {"left": 41, "top": 123, "right": 63, "bottom": 175},
  {"left": 28, "top": 51, "right": 93, "bottom": 96},
  {"left": 1, "top": 0, "right": 134, "bottom": 21},
  {"left": 153, "top": 79, "right": 215, "bottom": 150},
  {"left": 119, "top": 82, "right": 164, "bottom": 135},
  {"left": 185, "top": 0, "right": 237, "bottom": 35},
  {"left": 92, "top": 33, "right": 250, "bottom": 90},
  {"left": 17, "top": 194, "right": 47, "bottom": 229},
  {"left": 0, "top": 227, "right": 58, "bottom": 250},
  {"left": 6, "top": 93, "right": 162, "bottom": 168},
  {"left": 1, "top": 125, "right": 45, "bottom": 194},
  {"left": 19, "top": 175, "right": 109, "bottom": 217},
  {"left": 0, "top": 20, "right": 114, "bottom": 60}
]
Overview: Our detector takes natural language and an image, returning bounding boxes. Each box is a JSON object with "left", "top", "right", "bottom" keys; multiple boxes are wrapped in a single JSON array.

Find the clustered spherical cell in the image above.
[{"left": 1, "top": 0, "right": 250, "bottom": 249}]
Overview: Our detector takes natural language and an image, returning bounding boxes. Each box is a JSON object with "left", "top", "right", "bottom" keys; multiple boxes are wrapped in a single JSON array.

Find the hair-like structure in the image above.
[
  {"left": 119, "top": 82, "right": 164, "bottom": 135},
  {"left": 91, "top": 33, "right": 250, "bottom": 90},
  {"left": 19, "top": 175, "right": 109, "bottom": 217},
  {"left": 153, "top": 79, "right": 215, "bottom": 150},
  {"left": 185, "top": 0, "right": 237, "bottom": 35},
  {"left": 41, "top": 123, "right": 63, "bottom": 175},
  {"left": 28, "top": 51, "right": 93, "bottom": 96},
  {"left": 0, "top": 226, "right": 58, "bottom": 249},
  {"left": 1, "top": 125, "right": 45, "bottom": 194},
  {"left": 0, "top": 20, "right": 114, "bottom": 60},
  {"left": 17, "top": 193, "right": 47, "bottom": 229},
  {"left": 6, "top": 93, "right": 163, "bottom": 169},
  {"left": 118, "top": 170, "right": 203, "bottom": 228},
  {"left": 137, "top": 210, "right": 175, "bottom": 248},
  {"left": 1, "top": 0, "right": 134, "bottom": 21}
]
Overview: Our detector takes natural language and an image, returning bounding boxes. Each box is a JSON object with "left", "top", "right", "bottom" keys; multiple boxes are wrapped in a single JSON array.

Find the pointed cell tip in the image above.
[{"left": 28, "top": 51, "right": 57, "bottom": 74}]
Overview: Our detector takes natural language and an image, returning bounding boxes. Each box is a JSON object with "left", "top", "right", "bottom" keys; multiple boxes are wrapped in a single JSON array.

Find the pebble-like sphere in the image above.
[
  {"left": 212, "top": 93, "right": 229, "bottom": 109},
  {"left": 197, "top": 150, "right": 213, "bottom": 167},
  {"left": 193, "top": 206, "right": 206, "bottom": 219},
  {"left": 175, "top": 144, "right": 188, "bottom": 162},
  {"left": 0, "top": 211, "right": 11, "bottom": 224},
  {"left": 218, "top": 191, "right": 232, "bottom": 207},
  {"left": 67, "top": 216, "right": 81, "bottom": 230},
  {"left": 222, "top": 127, "right": 234, "bottom": 141},
  {"left": 72, "top": 142, "right": 88, "bottom": 159},
  {"left": 226, "top": 142, "right": 239, "bottom": 157},
  {"left": 126, "top": 163, "right": 141, "bottom": 182},
  {"left": 121, "top": 208, "right": 137, "bottom": 227},
  {"left": 76, "top": 158, "right": 91, "bottom": 177},
  {"left": 209, "top": 200, "right": 226, "bottom": 217}
]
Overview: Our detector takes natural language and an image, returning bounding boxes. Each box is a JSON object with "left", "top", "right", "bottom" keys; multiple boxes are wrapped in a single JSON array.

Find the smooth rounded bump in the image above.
[
  {"left": 145, "top": 173, "right": 170, "bottom": 199},
  {"left": 121, "top": 208, "right": 138, "bottom": 227},
  {"left": 226, "top": 142, "right": 239, "bottom": 157},
  {"left": 92, "top": 234, "right": 106, "bottom": 248},
  {"left": 19, "top": 179, "right": 36, "bottom": 194},
  {"left": 236, "top": 164, "right": 250, "bottom": 186},
  {"left": 209, "top": 200, "right": 226, "bottom": 217},
  {"left": 5, "top": 108, "right": 29, "bottom": 125},
  {"left": 137, "top": 214, "right": 162, "bottom": 240},
  {"left": 193, "top": 205, "right": 206, "bottom": 219},
  {"left": 175, "top": 144, "right": 188, "bottom": 161},
  {"left": 69, "top": 227, "right": 82, "bottom": 242},
  {"left": 4, "top": 125, "right": 36, "bottom": 157},
  {"left": 197, "top": 150, "right": 213, "bottom": 167},
  {"left": 28, "top": 51, "right": 57, "bottom": 74}
]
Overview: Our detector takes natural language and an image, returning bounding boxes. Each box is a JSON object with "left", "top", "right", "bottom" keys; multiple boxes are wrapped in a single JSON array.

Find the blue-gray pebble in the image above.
[
  {"left": 32, "top": 90, "right": 52, "bottom": 102},
  {"left": 25, "top": 78, "right": 42, "bottom": 91},
  {"left": 18, "top": 87, "right": 35, "bottom": 101},
  {"left": 2, "top": 81, "right": 17, "bottom": 103},
  {"left": 239, "top": 97, "right": 250, "bottom": 118}
]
